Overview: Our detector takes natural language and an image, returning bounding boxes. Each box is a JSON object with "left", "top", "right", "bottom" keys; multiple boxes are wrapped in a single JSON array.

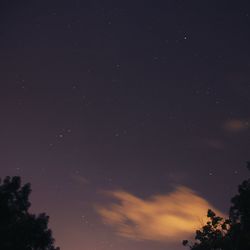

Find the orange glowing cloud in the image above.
[{"left": 96, "top": 186, "right": 224, "bottom": 242}]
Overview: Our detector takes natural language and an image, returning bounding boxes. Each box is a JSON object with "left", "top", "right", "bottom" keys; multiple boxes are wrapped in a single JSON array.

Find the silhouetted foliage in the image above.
[
  {"left": 183, "top": 162, "right": 250, "bottom": 250},
  {"left": 0, "top": 176, "right": 60, "bottom": 250}
]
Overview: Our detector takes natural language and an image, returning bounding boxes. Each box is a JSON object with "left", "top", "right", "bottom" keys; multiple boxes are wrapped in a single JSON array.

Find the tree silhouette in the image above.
[
  {"left": 0, "top": 176, "right": 60, "bottom": 250},
  {"left": 183, "top": 162, "right": 250, "bottom": 250}
]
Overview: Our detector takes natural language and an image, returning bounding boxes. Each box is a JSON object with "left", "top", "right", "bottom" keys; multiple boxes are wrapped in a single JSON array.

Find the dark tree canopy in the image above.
[
  {"left": 183, "top": 162, "right": 250, "bottom": 250},
  {"left": 0, "top": 176, "right": 60, "bottom": 250}
]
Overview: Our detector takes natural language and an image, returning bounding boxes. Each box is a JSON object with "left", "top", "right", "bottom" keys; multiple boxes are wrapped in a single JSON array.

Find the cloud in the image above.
[
  {"left": 223, "top": 119, "right": 249, "bottom": 132},
  {"left": 70, "top": 174, "right": 89, "bottom": 185},
  {"left": 206, "top": 139, "right": 225, "bottom": 150},
  {"left": 96, "top": 186, "right": 224, "bottom": 242}
]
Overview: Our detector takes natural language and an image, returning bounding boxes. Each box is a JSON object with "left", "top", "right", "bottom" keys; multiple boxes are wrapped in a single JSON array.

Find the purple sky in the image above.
[{"left": 1, "top": 1, "right": 250, "bottom": 250}]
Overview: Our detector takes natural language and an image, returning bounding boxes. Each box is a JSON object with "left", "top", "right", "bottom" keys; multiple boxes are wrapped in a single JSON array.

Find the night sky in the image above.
[{"left": 1, "top": 1, "right": 250, "bottom": 250}]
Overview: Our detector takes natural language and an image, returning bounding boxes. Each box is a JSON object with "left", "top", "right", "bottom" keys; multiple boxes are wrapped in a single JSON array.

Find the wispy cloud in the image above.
[
  {"left": 205, "top": 139, "right": 225, "bottom": 150},
  {"left": 70, "top": 174, "right": 89, "bottom": 185},
  {"left": 96, "top": 186, "right": 224, "bottom": 242},
  {"left": 223, "top": 119, "right": 249, "bottom": 132}
]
